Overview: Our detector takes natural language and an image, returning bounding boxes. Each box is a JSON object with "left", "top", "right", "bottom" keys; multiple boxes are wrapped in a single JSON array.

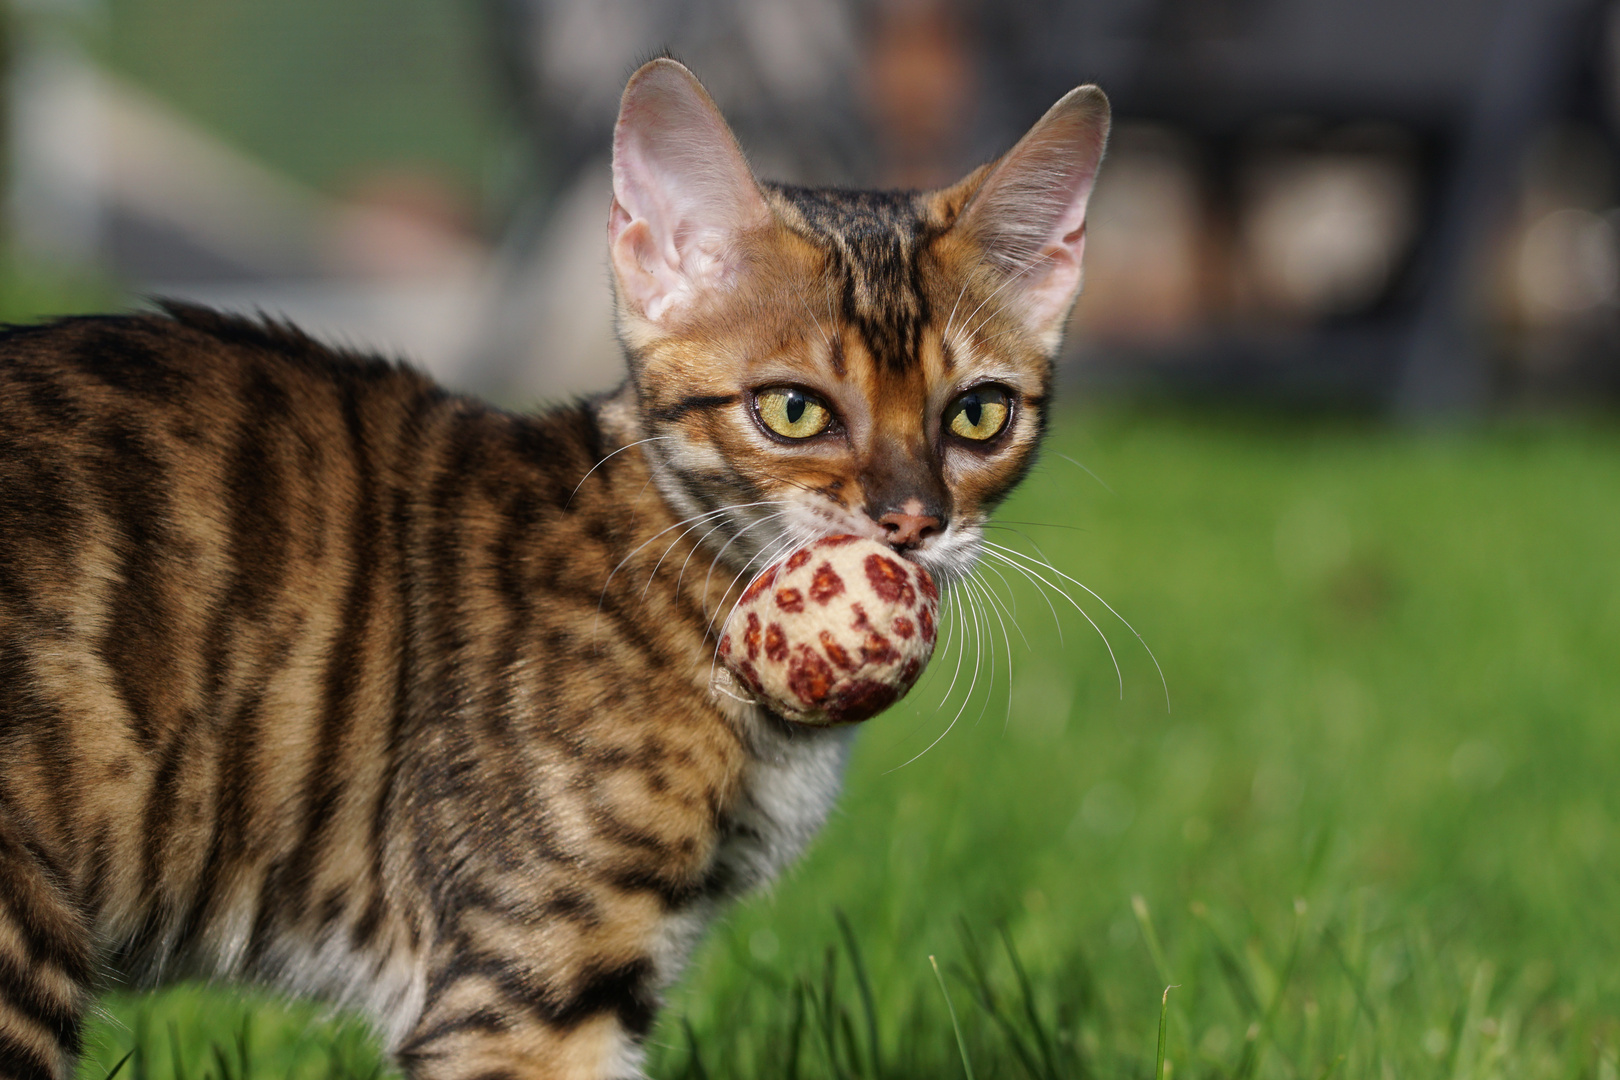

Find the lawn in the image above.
[{"left": 77, "top": 406, "right": 1620, "bottom": 1080}]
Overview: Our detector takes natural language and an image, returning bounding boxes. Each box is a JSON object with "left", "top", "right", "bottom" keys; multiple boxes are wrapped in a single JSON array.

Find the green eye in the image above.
[
  {"left": 945, "top": 386, "right": 1011, "bottom": 441},
  {"left": 757, "top": 387, "right": 832, "bottom": 439}
]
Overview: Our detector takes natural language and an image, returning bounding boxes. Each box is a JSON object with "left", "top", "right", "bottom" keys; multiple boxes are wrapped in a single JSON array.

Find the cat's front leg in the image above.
[
  {"left": 396, "top": 901, "right": 670, "bottom": 1080},
  {"left": 397, "top": 1008, "right": 645, "bottom": 1080}
]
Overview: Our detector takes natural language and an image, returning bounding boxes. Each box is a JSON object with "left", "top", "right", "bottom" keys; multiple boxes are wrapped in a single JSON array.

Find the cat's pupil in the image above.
[
  {"left": 964, "top": 395, "right": 983, "bottom": 428},
  {"left": 786, "top": 393, "right": 806, "bottom": 424}
]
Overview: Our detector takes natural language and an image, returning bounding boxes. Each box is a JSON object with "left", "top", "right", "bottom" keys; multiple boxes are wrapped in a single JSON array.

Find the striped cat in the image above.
[{"left": 0, "top": 59, "right": 1107, "bottom": 1080}]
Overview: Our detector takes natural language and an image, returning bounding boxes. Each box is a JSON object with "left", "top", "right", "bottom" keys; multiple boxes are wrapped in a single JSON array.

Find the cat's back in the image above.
[
  {"left": 0, "top": 301, "right": 448, "bottom": 481},
  {"left": 0, "top": 304, "right": 483, "bottom": 761}
]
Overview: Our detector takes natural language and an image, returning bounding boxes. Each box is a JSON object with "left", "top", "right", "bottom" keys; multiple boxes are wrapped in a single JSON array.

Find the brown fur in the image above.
[{"left": 0, "top": 61, "right": 1107, "bottom": 1080}]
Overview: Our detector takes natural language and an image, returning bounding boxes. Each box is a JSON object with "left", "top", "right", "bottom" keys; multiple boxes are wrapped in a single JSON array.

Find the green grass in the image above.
[{"left": 78, "top": 408, "right": 1620, "bottom": 1079}]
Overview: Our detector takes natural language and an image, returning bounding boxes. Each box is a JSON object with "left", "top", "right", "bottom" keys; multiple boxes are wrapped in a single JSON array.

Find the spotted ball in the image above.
[{"left": 718, "top": 535, "right": 939, "bottom": 725}]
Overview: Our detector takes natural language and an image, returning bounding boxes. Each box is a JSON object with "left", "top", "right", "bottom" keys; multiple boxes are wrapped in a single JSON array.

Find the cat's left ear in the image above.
[
  {"left": 949, "top": 85, "right": 1111, "bottom": 347},
  {"left": 610, "top": 59, "right": 773, "bottom": 326}
]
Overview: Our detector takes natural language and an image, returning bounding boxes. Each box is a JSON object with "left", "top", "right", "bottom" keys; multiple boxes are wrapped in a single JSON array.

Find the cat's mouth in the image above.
[{"left": 786, "top": 516, "right": 979, "bottom": 594}]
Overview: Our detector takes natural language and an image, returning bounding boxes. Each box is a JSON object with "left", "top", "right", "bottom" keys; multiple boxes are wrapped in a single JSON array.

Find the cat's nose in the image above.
[{"left": 878, "top": 509, "right": 943, "bottom": 550}]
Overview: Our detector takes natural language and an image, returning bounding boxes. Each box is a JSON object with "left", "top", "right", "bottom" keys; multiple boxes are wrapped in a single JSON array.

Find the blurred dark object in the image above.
[
  {"left": 975, "top": 0, "right": 1615, "bottom": 413},
  {"left": 473, "top": 0, "right": 986, "bottom": 399},
  {"left": 477, "top": 0, "right": 1620, "bottom": 410}
]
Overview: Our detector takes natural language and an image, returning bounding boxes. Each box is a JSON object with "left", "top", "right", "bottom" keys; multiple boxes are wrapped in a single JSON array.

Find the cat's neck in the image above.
[{"left": 559, "top": 386, "right": 762, "bottom": 723}]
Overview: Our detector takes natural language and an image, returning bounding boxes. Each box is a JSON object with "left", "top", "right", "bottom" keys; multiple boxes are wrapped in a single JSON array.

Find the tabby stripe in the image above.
[
  {"left": 222, "top": 366, "right": 295, "bottom": 622},
  {"left": 0, "top": 891, "right": 89, "bottom": 987},
  {"left": 74, "top": 322, "right": 193, "bottom": 401},
  {"left": 137, "top": 722, "right": 194, "bottom": 899},
  {"left": 354, "top": 490, "right": 416, "bottom": 951},
  {"left": 283, "top": 384, "right": 378, "bottom": 917},
  {"left": 88, "top": 419, "right": 177, "bottom": 751},
  {"left": 0, "top": 1033, "right": 55, "bottom": 1080},
  {"left": 187, "top": 365, "right": 296, "bottom": 947},
  {"left": 424, "top": 953, "right": 658, "bottom": 1037},
  {"left": 354, "top": 392, "right": 440, "bottom": 951},
  {"left": 10, "top": 360, "right": 84, "bottom": 429},
  {"left": 0, "top": 953, "right": 79, "bottom": 1051},
  {"left": 412, "top": 412, "right": 486, "bottom": 818},
  {"left": 189, "top": 629, "right": 296, "bottom": 960},
  {"left": 398, "top": 1007, "right": 508, "bottom": 1054},
  {"left": 646, "top": 394, "right": 739, "bottom": 423},
  {"left": 0, "top": 650, "right": 75, "bottom": 850}
]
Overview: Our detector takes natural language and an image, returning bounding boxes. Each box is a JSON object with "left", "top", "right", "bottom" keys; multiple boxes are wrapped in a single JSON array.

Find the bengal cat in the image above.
[{"left": 0, "top": 59, "right": 1108, "bottom": 1080}]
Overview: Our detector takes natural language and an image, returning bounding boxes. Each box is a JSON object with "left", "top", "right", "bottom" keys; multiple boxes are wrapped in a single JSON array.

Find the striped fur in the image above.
[{"left": 0, "top": 61, "right": 1107, "bottom": 1080}]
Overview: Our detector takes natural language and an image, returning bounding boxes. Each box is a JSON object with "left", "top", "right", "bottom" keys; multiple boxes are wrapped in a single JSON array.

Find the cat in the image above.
[{"left": 0, "top": 58, "right": 1107, "bottom": 1080}]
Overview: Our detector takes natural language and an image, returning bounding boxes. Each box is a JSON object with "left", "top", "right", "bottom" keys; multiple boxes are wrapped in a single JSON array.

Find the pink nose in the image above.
[{"left": 878, "top": 510, "right": 942, "bottom": 549}]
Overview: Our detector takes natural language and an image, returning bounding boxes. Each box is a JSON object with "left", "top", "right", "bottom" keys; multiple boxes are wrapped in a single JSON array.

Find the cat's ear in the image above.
[
  {"left": 949, "top": 85, "right": 1110, "bottom": 346},
  {"left": 609, "top": 59, "right": 773, "bottom": 325}
]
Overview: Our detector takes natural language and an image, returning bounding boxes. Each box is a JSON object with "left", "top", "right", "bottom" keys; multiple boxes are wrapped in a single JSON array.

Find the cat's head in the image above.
[{"left": 608, "top": 59, "right": 1108, "bottom": 587}]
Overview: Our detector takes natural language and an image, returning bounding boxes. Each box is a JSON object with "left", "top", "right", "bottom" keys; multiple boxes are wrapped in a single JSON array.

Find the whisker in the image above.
[
  {"left": 982, "top": 540, "right": 1168, "bottom": 709},
  {"left": 983, "top": 520, "right": 1089, "bottom": 534},
  {"left": 930, "top": 584, "right": 972, "bottom": 716},
  {"left": 791, "top": 286, "right": 834, "bottom": 355},
  {"left": 600, "top": 499, "right": 786, "bottom": 607},
  {"left": 699, "top": 510, "right": 795, "bottom": 613},
  {"left": 981, "top": 547, "right": 1065, "bottom": 645},
  {"left": 595, "top": 500, "right": 787, "bottom": 648},
  {"left": 982, "top": 524, "right": 1059, "bottom": 569},
  {"left": 674, "top": 509, "right": 791, "bottom": 607},
  {"left": 963, "top": 572, "right": 1014, "bottom": 732},
  {"left": 705, "top": 526, "right": 811, "bottom": 693},
  {"left": 566, "top": 436, "right": 674, "bottom": 506},
  {"left": 972, "top": 569, "right": 1023, "bottom": 733},
  {"left": 975, "top": 556, "right": 1029, "bottom": 639},
  {"left": 941, "top": 274, "right": 973, "bottom": 344},
  {"left": 980, "top": 547, "right": 1122, "bottom": 698},
  {"left": 675, "top": 505, "right": 786, "bottom": 597},
  {"left": 705, "top": 525, "right": 800, "bottom": 640},
  {"left": 888, "top": 576, "right": 986, "bottom": 771},
  {"left": 1049, "top": 451, "right": 1114, "bottom": 494}
]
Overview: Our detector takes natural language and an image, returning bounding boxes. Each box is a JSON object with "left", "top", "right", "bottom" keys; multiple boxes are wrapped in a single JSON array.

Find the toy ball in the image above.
[{"left": 718, "top": 535, "right": 939, "bottom": 725}]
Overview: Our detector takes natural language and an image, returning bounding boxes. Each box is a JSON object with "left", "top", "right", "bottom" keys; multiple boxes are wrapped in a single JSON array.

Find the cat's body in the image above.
[{"left": 0, "top": 61, "right": 1108, "bottom": 1080}]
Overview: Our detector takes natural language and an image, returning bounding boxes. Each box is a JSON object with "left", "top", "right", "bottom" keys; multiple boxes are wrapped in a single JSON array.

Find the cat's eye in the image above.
[
  {"left": 944, "top": 386, "right": 1012, "bottom": 442},
  {"left": 756, "top": 387, "right": 833, "bottom": 440}
]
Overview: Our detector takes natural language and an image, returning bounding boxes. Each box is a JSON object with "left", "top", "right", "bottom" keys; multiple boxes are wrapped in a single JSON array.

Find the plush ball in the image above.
[{"left": 718, "top": 535, "right": 939, "bottom": 725}]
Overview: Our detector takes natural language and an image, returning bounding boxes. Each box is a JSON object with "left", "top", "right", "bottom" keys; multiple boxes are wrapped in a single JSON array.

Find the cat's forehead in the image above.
[{"left": 762, "top": 183, "right": 951, "bottom": 374}]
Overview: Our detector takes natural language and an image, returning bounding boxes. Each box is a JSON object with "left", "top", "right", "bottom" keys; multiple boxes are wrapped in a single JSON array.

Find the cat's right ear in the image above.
[
  {"left": 946, "top": 84, "right": 1111, "bottom": 350},
  {"left": 610, "top": 59, "right": 773, "bottom": 326}
]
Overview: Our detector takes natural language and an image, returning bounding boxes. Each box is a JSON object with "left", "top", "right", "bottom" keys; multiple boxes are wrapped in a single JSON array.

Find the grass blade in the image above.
[
  {"left": 167, "top": 1022, "right": 188, "bottom": 1080},
  {"left": 784, "top": 979, "right": 807, "bottom": 1080},
  {"left": 931, "top": 955, "right": 977, "bottom": 1080},
  {"left": 103, "top": 1050, "right": 136, "bottom": 1080},
  {"left": 952, "top": 921, "right": 1044, "bottom": 1080},
  {"left": 1156, "top": 985, "right": 1179, "bottom": 1080},
  {"left": 836, "top": 909, "right": 883, "bottom": 1080},
  {"left": 211, "top": 1042, "right": 236, "bottom": 1080},
  {"left": 1132, "top": 896, "right": 1174, "bottom": 985},
  {"left": 999, "top": 924, "right": 1060, "bottom": 1080},
  {"left": 681, "top": 1016, "right": 711, "bottom": 1080}
]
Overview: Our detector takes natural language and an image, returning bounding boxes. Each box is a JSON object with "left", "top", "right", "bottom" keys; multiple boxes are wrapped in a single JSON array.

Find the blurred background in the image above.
[
  {"left": 7, "top": 0, "right": 1620, "bottom": 413},
  {"left": 8, "top": 3, "right": 1616, "bottom": 1078}
]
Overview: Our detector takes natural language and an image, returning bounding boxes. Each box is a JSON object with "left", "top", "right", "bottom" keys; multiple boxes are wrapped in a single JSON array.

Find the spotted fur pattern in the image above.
[{"left": 0, "top": 60, "right": 1107, "bottom": 1080}]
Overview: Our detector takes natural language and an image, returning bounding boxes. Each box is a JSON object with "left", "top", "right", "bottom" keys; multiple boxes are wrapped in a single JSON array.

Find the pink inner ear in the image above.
[
  {"left": 608, "top": 60, "right": 772, "bottom": 324},
  {"left": 952, "top": 85, "right": 1110, "bottom": 338}
]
